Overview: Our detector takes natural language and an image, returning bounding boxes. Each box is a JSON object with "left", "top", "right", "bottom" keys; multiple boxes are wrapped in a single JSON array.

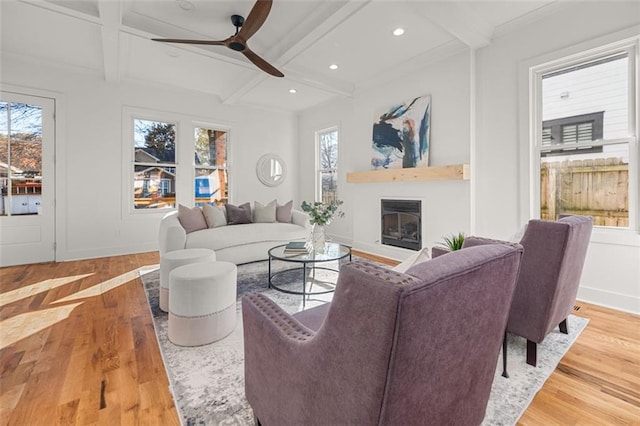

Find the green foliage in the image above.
[
  {"left": 439, "top": 232, "right": 466, "bottom": 251},
  {"left": 301, "top": 200, "right": 345, "bottom": 226},
  {"left": 144, "top": 122, "right": 175, "bottom": 152}
]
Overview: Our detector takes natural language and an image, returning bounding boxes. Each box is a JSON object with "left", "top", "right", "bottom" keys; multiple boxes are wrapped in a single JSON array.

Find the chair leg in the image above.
[
  {"left": 526, "top": 340, "right": 537, "bottom": 366},
  {"left": 559, "top": 318, "right": 568, "bottom": 334},
  {"left": 501, "top": 330, "right": 509, "bottom": 378}
]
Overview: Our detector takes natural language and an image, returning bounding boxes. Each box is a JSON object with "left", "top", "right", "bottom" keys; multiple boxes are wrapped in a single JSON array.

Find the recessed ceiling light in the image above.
[
  {"left": 329, "top": 64, "right": 339, "bottom": 70},
  {"left": 393, "top": 28, "right": 405, "bottom": 36},
  {"left": 289, "top": 89, "right": 297, "bottom": 94},
  {"left": 177, "top": 0, "right": 194, "bottom": 11}
]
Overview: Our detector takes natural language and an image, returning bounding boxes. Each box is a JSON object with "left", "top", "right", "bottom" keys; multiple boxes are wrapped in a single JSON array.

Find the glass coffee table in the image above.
[{"left": 268, "top": 242, "right": 352, "bottom": 307}]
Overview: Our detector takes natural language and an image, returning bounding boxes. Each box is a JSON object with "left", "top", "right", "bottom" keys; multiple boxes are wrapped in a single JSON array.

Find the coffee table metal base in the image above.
[{"left": 267, "top": 244, "right": 351, "bottom": 308}]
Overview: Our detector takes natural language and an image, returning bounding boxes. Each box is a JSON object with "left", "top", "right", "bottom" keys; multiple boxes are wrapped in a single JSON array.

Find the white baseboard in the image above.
[
  {"left": 59, "top": 242, "right": 158, "bottom": 262},
  {"left": 577, "top": 286, "right": 640, "bottom": 315}
]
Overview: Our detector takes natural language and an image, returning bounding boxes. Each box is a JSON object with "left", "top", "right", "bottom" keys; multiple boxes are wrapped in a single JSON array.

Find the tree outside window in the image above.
[
  {"left": 133, "top": 119, "right": 176, "bottom": 209},
  {"left": 194, "top": 127, "right": 228, "bottom": 206},
  {"left": 317, "top": 128, "right": 338, "bottom": 204},
  {"left": 0, "top": 102, "right": 43, "bottom": 216}
]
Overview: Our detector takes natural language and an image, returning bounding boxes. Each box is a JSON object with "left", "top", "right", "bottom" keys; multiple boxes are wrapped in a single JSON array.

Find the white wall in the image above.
[
  {"left": 298, "top": 51, "right": 472, "bottom": 260},
  {"left": 476, "top": 2, "right": 640, "bottom": 313},
  {"left": 299, "top": 2, "right": 640, "bottom": 314},
  {"left": 1, "top": 55, "right": 298, "bottom": 262}
]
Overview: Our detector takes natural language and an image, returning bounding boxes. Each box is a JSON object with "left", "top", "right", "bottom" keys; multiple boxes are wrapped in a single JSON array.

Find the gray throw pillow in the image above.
[
  {"left": 226, "top": 202, "right": 252, "bottom": 225},
  {"left": 177, "top": 204, "right": 208, "bottom": 233},
  {"left": 254, "top": 200, "right": 276, "bottom": 223},
  {"left": 276, "top": 200, "right": 293, "bottom": 223},
  {"left": 203, "top": 203, "right": 227, "bottom": 228}
]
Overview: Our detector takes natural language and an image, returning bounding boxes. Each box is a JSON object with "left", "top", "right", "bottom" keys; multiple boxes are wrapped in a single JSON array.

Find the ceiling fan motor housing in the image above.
[{"left": 231, "top": 14, "right": 245, "bottom": 28}]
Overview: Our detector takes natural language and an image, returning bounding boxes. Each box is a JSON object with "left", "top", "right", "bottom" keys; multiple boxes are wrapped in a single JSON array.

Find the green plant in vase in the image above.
[{"left": 301, "top": 200, "right": 344, "bottom": 250}]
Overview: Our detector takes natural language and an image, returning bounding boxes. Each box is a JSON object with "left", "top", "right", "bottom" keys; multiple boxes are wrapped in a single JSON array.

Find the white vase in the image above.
[{"left": 310, "top": 224, "right": 326, "bottom": 252}]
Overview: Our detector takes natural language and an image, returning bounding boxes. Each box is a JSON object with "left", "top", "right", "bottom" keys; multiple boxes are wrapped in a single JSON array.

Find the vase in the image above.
[{"left": 310, "top": 224, "right": 326, "bottom": 252}]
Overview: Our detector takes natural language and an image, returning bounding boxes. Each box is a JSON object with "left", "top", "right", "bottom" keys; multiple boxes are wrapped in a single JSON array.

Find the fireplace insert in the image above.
[{"left": 381, "top": 199, "right": 422, "bottom": 251}]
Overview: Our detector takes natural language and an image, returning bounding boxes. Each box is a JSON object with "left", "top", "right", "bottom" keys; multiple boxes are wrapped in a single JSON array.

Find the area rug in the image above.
[{"left": 140, "top": 259, "right": 588, "bottom": 426}]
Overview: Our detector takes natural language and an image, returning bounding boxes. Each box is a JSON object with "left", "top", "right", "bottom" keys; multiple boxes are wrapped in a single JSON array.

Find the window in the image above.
[
  {"left": 533, "top": 43, "right": 636, "bottom": 229},
  {"left": 0, "top": 102, "right": 43, "bottom": 216},
  {"left": 133, "top": 119, "right": 176, "bottom": 210},
  {"left": 194, "top": 127, "right": 228, "bottom": 206},
  {"left": 316, "top": 127, "right": 338, "bottom": 203}
]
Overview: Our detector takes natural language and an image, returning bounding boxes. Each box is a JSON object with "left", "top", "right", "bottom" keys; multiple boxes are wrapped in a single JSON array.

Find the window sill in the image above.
[{"left": 590, "top": 227, "right": 640, "bottom": 247}]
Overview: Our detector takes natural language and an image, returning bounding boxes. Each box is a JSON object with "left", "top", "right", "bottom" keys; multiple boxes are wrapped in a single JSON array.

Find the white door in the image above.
[{"left": 0, "top": 92, "right": 55, "bottom": 266}]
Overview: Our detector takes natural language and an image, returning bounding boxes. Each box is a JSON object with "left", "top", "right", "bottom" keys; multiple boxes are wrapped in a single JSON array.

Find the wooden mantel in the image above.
[{"left": 346, "top": 164, "right": 470, "bottom": 183}]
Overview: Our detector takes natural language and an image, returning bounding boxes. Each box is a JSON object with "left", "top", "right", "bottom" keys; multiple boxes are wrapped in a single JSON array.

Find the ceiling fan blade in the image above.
[
  {"left": 152, "top": 38, "right": 226, "bottom": 46},
  {"left": 242, "top": 48, "right": 284, "bottom": 77},
  {"left": 238, "top": 0, "right": 272, "bottom": 41}
]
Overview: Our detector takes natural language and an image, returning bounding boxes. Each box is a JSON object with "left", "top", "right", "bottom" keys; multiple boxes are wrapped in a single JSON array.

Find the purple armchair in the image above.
[
  {"left": 464, "top": 215, "right": 593, "bottom": 366},
  {"left": 242, "top": 243, "right": 523, "bottom": 425}
]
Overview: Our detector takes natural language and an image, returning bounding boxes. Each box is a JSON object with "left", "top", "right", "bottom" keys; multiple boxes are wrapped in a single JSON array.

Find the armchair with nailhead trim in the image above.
[{"left": 242, "top": 243, "right": 523, "bottom": 426}]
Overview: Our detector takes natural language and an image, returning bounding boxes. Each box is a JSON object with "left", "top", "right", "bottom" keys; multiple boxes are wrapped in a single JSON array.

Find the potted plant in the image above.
[
  {"left": 300, "top": 200, "right": 344, "bottom": 250},
  {"left": 432, "top": 232, "right": 466, "bottom": 257}
]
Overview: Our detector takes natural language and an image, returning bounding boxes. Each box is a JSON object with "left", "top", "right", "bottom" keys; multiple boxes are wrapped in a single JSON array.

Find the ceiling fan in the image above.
[{"left": 152, "top": 0, "right": 284, "bottom": 77}]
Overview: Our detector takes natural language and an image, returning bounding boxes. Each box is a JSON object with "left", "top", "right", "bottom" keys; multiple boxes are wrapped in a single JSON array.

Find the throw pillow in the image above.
[
  {"left": 202, "top": 203, "right": 227, "bottom": 228},
  {"left": 253, "top": 200, "right": 277, "bottom": 223},
  {"left": 392, "top": 248, "right": 431, "bottom": 273},
  {"left": 226, "top": 202, "right": 252, "bottom": 225},
  {"left": 177, "top": 204, "right": 208, "bottom": 234},
  {"left": 276, "top": 200, "right": 293, "bottom": 223}
]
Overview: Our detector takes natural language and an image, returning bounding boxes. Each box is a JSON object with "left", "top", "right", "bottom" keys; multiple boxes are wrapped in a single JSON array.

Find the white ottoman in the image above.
[
  {"left": 168, "top": 261, "right": 237, "bottom": 346},
  {"left": 159, "top": 248, "right": 216, "bottom": 312}
]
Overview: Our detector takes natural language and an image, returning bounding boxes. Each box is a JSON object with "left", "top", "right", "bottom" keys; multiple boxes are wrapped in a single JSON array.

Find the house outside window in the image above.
[
  {"left": 316, "top": 127, "right": 338, "bottom": 204},
  {"left": 533, "top": 44, "right": 636, "bottom": 228},
  {"left": 133, "top": 119, "right": 176, "bottom": 210},
  {"left": 194, "top": 126, "right": 228, "bottom": 206},
  {"left": 0, "top": 102, "right": 43, "bottom": 216}
]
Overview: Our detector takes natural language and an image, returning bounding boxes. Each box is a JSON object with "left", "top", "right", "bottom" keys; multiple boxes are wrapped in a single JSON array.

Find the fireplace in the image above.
[{"left": 381, "top": 199, "right": 422, "bottom": 251}]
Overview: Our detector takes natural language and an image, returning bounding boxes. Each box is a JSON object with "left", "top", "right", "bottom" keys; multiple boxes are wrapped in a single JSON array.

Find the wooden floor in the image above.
[{"left": 1, "top": 252, "right": 638, "bottom": 425}]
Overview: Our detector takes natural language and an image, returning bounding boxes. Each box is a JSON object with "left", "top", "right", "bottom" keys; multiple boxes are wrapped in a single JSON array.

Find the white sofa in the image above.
[{"left": 159, "top": 210, "right": 311, "bottom": 264}]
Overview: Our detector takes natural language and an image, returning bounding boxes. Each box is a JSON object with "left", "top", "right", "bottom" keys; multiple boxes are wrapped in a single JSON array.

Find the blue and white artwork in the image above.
[{"left": 371, "top": 95, "right": 431, "bottom": 169}]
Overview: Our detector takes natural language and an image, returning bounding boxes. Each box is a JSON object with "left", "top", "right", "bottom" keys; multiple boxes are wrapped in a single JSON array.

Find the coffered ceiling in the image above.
[{"left": 1, "top": 0, "right": 558, "bottom": 112}]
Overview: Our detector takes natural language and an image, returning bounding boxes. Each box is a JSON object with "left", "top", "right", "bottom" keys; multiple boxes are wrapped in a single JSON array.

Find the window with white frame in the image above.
[
  {"left": 533, "top": 42, "right": 637, "bottom": 229},
  {"left": 133, "top": 119, "right": 177, "bottom": 210},
  {"left": 194, "top": 126, "right": 228, "bottom": 206},
  {"left": 127, "top": 110, "right": 233, "bottom": 214},
  {"left": 316, "top": 127, "right": 338, "bottom": 203}
]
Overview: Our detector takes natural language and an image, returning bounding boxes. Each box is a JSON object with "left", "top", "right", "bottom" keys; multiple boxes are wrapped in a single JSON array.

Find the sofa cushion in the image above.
[
  {"left": 254, "top": 200, "right": 277, "bottom": 223},
  {"left": 178, "top": 204, "right": 208, "bottom": 234},
  {"left": 203, "top": 203, "right": 227, "bottom": 228},
  {"left": 226, "top": 202, "right": 252, "bottom": 225},
  {"left": 276, "top": 200, "right": 293, "bottom": 223},
  {"left": 186, "top": 222, "right": 308, "bottom": 252}
]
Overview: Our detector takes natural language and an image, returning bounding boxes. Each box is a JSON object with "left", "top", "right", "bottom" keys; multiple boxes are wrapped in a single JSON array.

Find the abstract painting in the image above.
[{"left": 371, "top": 95, "right": 431, "bottom": 169}]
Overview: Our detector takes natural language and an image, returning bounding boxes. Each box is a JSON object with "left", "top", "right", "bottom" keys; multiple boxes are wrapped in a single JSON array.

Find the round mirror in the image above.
[{"left": 256, "top": 154, "right": 286, "bottom": 187}]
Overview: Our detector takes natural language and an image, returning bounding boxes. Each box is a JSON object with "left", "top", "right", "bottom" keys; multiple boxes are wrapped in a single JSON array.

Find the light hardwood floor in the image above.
[{"left": 1, "top": 252, "right": 638, "bottom": 425}]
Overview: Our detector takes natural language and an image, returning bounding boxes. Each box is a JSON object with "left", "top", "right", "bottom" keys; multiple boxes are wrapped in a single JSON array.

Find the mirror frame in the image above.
[{"left": 256, "top": 154, "right": 286, "bottom": 187}]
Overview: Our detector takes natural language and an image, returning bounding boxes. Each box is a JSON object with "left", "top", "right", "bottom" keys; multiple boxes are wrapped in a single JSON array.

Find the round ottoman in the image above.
[
  {"left": 168, "top": 261, "right": 237, "bottom": 346},
  {"left": 159, "top": 248, "right": 216, "bottom": 312}
]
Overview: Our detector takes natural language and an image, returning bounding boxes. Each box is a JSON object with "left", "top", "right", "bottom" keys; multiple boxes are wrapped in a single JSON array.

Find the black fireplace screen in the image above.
[{"left": 381, "top": 199, "right": 421, "bottom": 251}]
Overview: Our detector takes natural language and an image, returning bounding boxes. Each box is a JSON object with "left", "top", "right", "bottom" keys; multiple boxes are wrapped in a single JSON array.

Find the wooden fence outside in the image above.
[{"left": 540, "top": 157, "right": 629, "bottom": 227}]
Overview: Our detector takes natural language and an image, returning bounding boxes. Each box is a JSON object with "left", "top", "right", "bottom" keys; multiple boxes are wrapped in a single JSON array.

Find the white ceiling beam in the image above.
[
  {"left": 221, "top": 0, "right": 371, "bottom": 105},
  {"left": 98, "top": 0, "right": 122, "bottom": 82},
  {"left": 410, "top": 2, "right": 494, "bottom": 49}
]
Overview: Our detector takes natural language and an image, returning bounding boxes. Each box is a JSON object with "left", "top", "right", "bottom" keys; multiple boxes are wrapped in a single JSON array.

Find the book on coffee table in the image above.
[{"left": 284, "top": 241, "right": 310, "bottom": 254}]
